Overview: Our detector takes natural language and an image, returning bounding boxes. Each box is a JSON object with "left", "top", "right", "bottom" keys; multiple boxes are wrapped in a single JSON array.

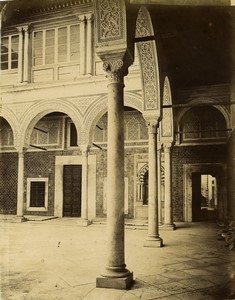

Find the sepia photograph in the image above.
[{"left": 0, "top": 0, "right": 235, "bottom": 299}]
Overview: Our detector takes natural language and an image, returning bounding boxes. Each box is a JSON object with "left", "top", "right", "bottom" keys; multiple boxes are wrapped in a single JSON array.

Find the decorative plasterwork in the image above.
[
  {"left": 70, "top": 96, "right": 99, "bottom": 115},
  {"left": 135, "top": 6, "right": 160, "bottom": 112},
  {"left": 95, "top": 0, "right": 124, "bottom": 43},
  {"left": 160, "top": 76, "right": 173, "bottom": 140}
]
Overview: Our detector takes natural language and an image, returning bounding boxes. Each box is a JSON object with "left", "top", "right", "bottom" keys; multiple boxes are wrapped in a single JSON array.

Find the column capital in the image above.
[
  {"left": 77, "top": 14, "right": 86, "bottom": 23},
  {"left": 80, "top": 144, "right": 90, "bottom": 155},
  {"left": 16, "top": 26, "right": 23, "bottom": 33},
  {"left": 143, "top": 115, "right": 160, "bottom": 134},
  {"left": 163, "top": 142, "right": 173, "bottom": 151},
  {"left": 103, "top": 59, "right": 128, "bottom": 84},
  {"left": 85, "top": 13, "right": 94, "bottom": 21},
  {"left": 18, "top": 147, "right": 27, "bottom": 157},
  {"left": 17, "top": 24, "right": 33, "bottom": 33}
]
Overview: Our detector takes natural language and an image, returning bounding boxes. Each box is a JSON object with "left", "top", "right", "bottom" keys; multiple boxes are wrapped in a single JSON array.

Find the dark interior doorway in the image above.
[
  {"left": 63, "top": 165, "right": 82, "bottom": 217},
  {"left": 192, "top": 173, "right": 218, "bottom": 221}
]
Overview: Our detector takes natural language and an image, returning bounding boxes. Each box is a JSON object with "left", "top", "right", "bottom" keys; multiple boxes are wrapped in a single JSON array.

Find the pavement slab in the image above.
[{"left": 0, "top": 220, "right": 235, "bottom": 300}]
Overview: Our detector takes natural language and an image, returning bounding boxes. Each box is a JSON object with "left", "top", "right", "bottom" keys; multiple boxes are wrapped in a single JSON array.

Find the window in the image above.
[
  {"left": 67, "top": 121, "right": 78, "bottom": 147},
  {"left": 27, "top": 178, "right": 48, "bottom": 211},
  {"left": 179, "top": 106, "right": 227, "bottom": 143},
  {"left": 30, "top": 117, "right": 61, "bottom": 146},
  {"left": 33, "top": 25, "right": 80, "bottom": 66},
  {"left": 1, "top": 35, "right": 19, "bottom": 70}
]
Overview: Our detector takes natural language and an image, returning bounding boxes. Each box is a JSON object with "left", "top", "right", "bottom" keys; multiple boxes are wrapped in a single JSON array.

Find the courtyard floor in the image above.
[{"left": 0, "top": 217, "right": 235, "bottom": 300}]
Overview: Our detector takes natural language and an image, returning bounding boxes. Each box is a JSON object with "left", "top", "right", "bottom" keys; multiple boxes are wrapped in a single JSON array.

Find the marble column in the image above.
[
  {"left": 86, "top": 14, "right": 93, "bottom": 75},
  {"left": 157, "top": 145, "right": 162, "bottom": 225},
  {"left": 162, "top": 143, "right": 175, "bottom": 230},
  {"left": 16, "top": 27, "right": 23, "bottom": 83},
  {"left": 79, "top": 16, "right": 86, "bottom": 75},
  {"left": 23, "top": 25, "right": 31, "bottom": 83},
  {"left": 96, "top": 59, "right": 133, "bottom": 289},
  {"left": 144, "top": 120, "right": 163, "bottom": 247},
  {"left": 80, "top": 145, "right": 90, "bottom": 223},
  {"left": 16, "top": 149, "right": 26, "bottom": 221}
]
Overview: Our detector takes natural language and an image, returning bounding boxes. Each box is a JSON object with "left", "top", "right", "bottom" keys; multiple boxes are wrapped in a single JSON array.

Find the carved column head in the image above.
[
  {"left": 163, "top": 142, "right": 172, "bottom": 152},
  {"left": 143, "top": 114, "right": 161, "bottom": 134},
  {"left": 103, "top": 59, "right": 129, "bottom": 84},
  {"left": 80, "top": 144, "right": 90, "bottom": 156}
]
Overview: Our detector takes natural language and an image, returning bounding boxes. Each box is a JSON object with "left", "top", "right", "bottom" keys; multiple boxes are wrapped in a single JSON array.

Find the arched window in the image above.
[{"left": 179, "top": 106, "right": 226, "bottom": 143}]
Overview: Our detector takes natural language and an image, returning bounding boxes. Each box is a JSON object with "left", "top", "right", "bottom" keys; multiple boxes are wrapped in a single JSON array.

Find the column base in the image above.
[
  {"left": 15, "top": 216, "right": 27, "bottom": 223},
  {"left": 144, "top": 236, "right": 163, "bottom": 247},
  {"left": 161, "top": 223, "right": 176, "bottom": 230},
  {"left": 96, "top": 272, "right": 133, "bottom": 289},
  {"left": 76, "top": 219, "right": 92, "bottom": 227}
]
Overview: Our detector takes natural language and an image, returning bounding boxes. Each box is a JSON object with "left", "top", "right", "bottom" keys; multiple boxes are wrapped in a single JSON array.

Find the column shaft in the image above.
[
  {"left": 81, "top": 145, "right": 89, "bottom": 220},
  {"left": 105, "top": 80, "right": 125, "bottom": 271},
  {"left": 144, "top": 123, "right": 163, "bottom": 247},
  {"left": 157, "top": 147, "right": 162, "bottom": 224},
  {"left": 163, "top": 144, "right": 175, "bottom": 229}
]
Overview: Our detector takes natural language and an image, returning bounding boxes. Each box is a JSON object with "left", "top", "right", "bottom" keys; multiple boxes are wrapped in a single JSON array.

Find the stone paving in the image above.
[{"left": 0, "top": 218, "right": 235, "bottom": 300}]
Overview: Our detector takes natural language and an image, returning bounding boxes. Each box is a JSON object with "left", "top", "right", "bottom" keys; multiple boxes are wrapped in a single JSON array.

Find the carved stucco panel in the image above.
[
  {"left": 135, "top": 6, "right": 153, "bottom": 38},
  {"left": 136, "top": 7, "right": 159, "bottom": 111},
  {"left": 10, "top": 103, "right": 32, "bottom": 122},
  {"left": 71, "top": 96, "right": 100, "bottom": 115},
  {"left": 96, "top": 0, "right": 124, "bottom": 42},
  {"left": 161, "top": 78, "right": 173, "bottom": 138}
]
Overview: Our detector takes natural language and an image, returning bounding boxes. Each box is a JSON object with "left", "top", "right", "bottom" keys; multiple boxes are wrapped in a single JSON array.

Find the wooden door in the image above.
[{"left": 63, "top": 165, "right": 82, "bottom": 217}]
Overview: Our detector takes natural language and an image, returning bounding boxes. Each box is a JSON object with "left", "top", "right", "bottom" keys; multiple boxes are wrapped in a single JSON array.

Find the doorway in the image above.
[
  {"left": 192, "top": 173, "right": 218, "bottom": 221},
  {"left": 63, "top": 165, "right": 82, "bottom": 217},
  {"left": 184, "top": 163, "right": 226, "bottom": 222}
]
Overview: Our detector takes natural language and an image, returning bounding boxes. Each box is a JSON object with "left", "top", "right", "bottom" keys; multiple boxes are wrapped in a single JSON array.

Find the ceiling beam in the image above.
[{"left": 129, "top": 0, "right": 232, "bottom": 6}]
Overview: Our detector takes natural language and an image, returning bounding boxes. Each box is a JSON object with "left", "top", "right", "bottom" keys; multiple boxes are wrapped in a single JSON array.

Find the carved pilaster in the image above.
[
  {"left": 86, "top": 13, "right": 94, "bottom": 75},
  {"left": 78, "top": 15, "right": 87, "bottom": 75},
  {"left": 16, "top": 26, "right": 24, "bottom": 83}
]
